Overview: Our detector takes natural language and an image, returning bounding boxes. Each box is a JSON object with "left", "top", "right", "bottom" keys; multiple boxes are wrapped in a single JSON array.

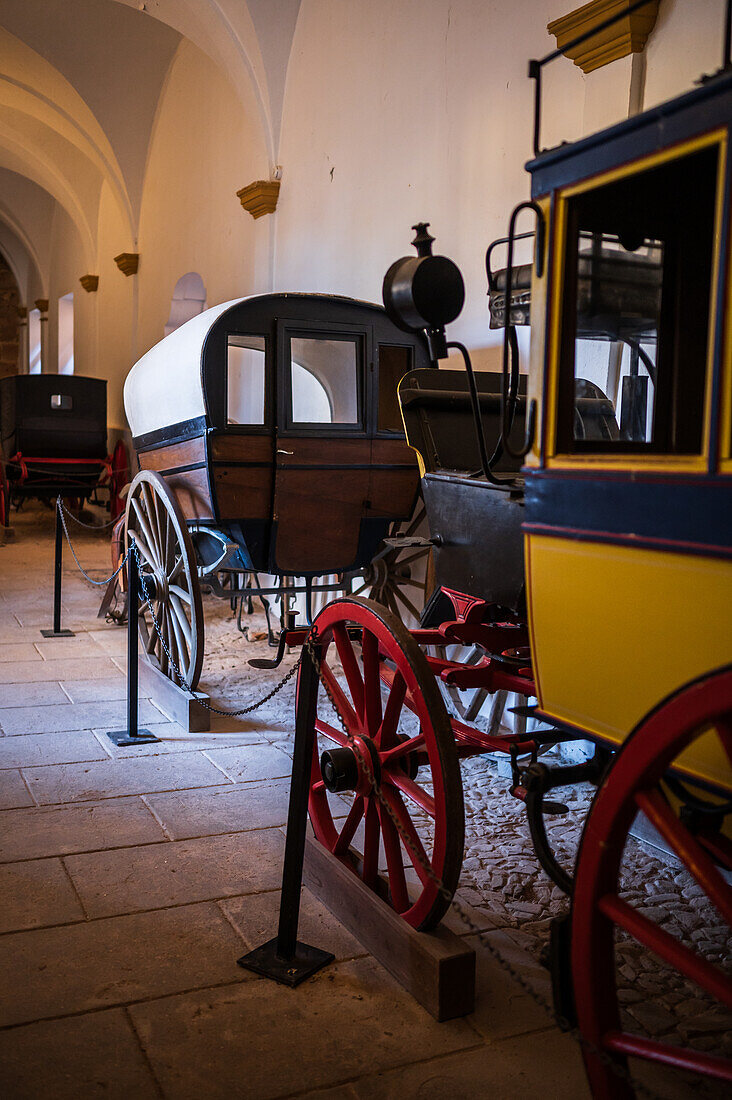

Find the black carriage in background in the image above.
[{"left": 0, "top": 374, "right": 129, "bottom": 525}]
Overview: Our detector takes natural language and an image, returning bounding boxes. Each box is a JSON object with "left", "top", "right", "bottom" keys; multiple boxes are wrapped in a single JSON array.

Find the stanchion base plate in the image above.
[
  {"left": 106, "top": 728, "right": 161, "bottom": 746},
  {"left": 237, "top": 937, "right": 334, "bottom": 987},
  {"left": 40, "top": 629, "right": 76, "bottom": 638}
]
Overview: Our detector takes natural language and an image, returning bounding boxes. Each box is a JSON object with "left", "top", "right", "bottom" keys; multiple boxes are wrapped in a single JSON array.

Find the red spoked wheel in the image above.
[
  {"left": 302, "top": 596, "right": 464, "bottom": 930},
  {"left": 571, "top": 667, "right": 732, "bottom": 1098}
]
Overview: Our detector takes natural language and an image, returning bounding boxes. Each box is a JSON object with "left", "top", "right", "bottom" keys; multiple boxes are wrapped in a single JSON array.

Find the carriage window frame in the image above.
[
  {"left": 225, "top": 334, "right": 269, "bottom": 428},
  {"left": 376, "top": 344, "right": 413, "bottom": 435},
  {"left": 545, "top": 131, "right": 727, "bottom": 474},
  {"left": 277, "top": 319, "right": 368, "bottom": 436}
]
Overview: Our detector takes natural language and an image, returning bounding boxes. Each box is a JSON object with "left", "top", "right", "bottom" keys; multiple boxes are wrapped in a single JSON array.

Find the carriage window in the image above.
[
  {"left": 289, "top": 336, "right": 360, "bottom": 426},
  {"left": 378, "top": 345, "right": 412, "bottom": 432},
  {"left": 227, "top": 336, "right": 266, "bottom": 424},
  {"left": 556, "top": 145, "right": 718, "bottom": 455}
]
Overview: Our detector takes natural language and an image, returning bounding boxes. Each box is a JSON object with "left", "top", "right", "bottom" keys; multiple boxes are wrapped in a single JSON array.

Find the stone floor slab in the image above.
[
  {"left": 203, "top": 743, "right": 293, "bottom": 783},
  {"left": 35, "top": 637, "right": 112, "bottom": 660},
  {"left": 466, "top": 932, "right": 553, "bottom": 1041},
  {"left": 221, "top": 886, "right": 366, "bottom": 962},
  {"left": 22, "top": 751, "right": 229, "bottom": 805},
  {"left": 65, "top": 828, "right": 285, "bottom": 917},
  {"left": 129, "top": 956, "right": 477, "bottom": 1100},
  {"left": 0, "top": 681, "right": 69, "bottom": 709},
  {"left": 0, "top": 642, "right": 42, "bottom": 662},
  {"left": 0, "top": 730, "right": 109, "bottom": 768},
  {"left": 0, "top": 1008, "right": 160, "bottom": 1100},
  {"left": 0, "top": 698, "right": 164, "bottom": 735},
  {"left": 95, "top": 724, "right": 265, "bottom": 759},
  {"left": 350, "top": 1027, "right": 590, "bottom": 1099},
  {"left": 60, "top": 675, "right": 128, "bottom": 703},
  {"left": 0, "top": 769, "right": 34, "bottom": 809},
  {"left": 143, "top": 779, "right": 291, "bottom": 839},
  {"left": 0, "top": 857, "right": 85, "bottom": 933},
  {"left": 0, "top": 902, "right": 251, "bottom": 1027},
  {"left": 0, "top": 657, "right": 122, "bottom": 683},
  {"left": 0, "top": 797, "right": 166, "bottom": 862}
]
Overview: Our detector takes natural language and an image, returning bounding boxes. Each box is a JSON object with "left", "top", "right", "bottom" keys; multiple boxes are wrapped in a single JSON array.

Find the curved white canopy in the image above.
[{"left": 124, "top": 298, "right": 245, "bottom": 438}]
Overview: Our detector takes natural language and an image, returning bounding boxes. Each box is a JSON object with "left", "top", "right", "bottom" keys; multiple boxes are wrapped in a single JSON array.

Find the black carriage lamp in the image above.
[{"left": 382, "top": 223, "right": 465, "bottom": 363}]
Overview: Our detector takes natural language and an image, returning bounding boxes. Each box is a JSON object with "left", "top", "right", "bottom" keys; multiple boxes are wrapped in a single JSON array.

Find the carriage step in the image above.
[{"left": 382, "top": 535, "right": 438, "bottom": 549}]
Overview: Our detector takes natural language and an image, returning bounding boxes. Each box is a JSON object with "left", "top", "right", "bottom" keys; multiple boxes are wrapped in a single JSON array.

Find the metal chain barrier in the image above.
[
  {"left": 134, "top": 545, "right": 303, "bottom": 717},
  {"left": 57, "top": 498, "right": 120, "bottom": 530},
  {"left": 57, "top": 498, "right": 132, "bottom": 586},
  {"left": 302, "top": 631, "right": 661, "bottom": 1100}
]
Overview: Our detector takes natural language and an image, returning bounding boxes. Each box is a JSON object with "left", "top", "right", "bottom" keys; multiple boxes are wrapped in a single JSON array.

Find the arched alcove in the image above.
[
  {"left": 164, "top": 271, "right": 207, "bottom": 337},
  {"left": 0, "top": 251, "right": 19, "bottom": 378}
]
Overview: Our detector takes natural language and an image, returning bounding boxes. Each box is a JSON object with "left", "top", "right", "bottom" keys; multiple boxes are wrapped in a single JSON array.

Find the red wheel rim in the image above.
[
  {"left": 302, "top": 597, "right": 464, "bottom": 930},
  {"left": 571, "top": 668, "right": 732, "bottom": 1098}
]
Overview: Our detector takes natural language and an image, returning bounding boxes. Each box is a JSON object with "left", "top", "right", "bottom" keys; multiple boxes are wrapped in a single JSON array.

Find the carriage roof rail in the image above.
[{"left": 528, "top": 0, "right": 732, "bottom": 158}]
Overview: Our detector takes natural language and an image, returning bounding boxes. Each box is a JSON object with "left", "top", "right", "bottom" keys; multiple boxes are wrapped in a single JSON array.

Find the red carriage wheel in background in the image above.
[
  {"left": 110, "top": 439, "right": 130, "bottom": 519},
  {"left": 571, "top": 667, "right": 732, "bottom": 1098},
  {"left": 301, "top": 596, "right": 465, "bottom": 930}
]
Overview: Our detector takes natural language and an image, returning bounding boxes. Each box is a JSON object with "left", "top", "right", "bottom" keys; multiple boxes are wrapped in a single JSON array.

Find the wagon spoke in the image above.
[
  {"left": 141, "top": 484, "right": 163, "bottom": 562},
  {"left": 314, "top": 717, "right": 349, "bottom": 748},
  {"left": 318, "top": 656, "right": 361, "bottom": 734},
  {"left": 388, "top": 771, "right": 436, "bottom": 818},
  {"left": 332, "top": 624, "right": 365, "bottom": 719},
  {"left": 377, "top": 670, "right": 407, "bottom": 749},
  {"left": 380, "top": 733, "right": 426, "bottom": 768},
  {"left": 131, "top": 499, "right": 160, "bottom": 567},
  {"left": 168, "top": 607, "right": 189, "bottom": 680},
  {"left": 636, "top": 789, "right": 732, "bottom": 925},
  {"left": 170, "top": 593, "right": 193, "bottom": 648},
  {"left": 168, "top": 556, "right": 184, "bottom": 584},
  {"left": 599, "top": 894, "right": 732, "bottom": 1009},
  {"left": 334, "top": 796, "right": 364, "bottom": 856},
  {"left": 391, "top": 585, "right": 421, "bottom": 622},
  {"left": 361, "top": 630, "right": 382, "bottom": 738},
  {"left": 362, "top": 799, "right": 381, "bottom": 888},
  {"left": 132, "top": 532, "right": 157, "bottom": 572},
  {"left": 394, "top": 549, "right": 429, "bottom": 568},
  {"left": 381, "top": 786, "right": 432, "bottom": 886},
  {"left": 378, "top": 804, "right": 410, "bottom": 912},
  {"left": 169, "top": 583, "right": 192, "bottom": 605}
]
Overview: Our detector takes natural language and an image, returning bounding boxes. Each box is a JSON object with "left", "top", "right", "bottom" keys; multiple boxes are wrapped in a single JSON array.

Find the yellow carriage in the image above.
[{"left": 295, "top": 18, "right": 732, "bottom": 1098}]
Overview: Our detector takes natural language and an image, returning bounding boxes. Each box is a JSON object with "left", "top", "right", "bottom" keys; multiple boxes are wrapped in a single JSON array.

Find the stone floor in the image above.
[{"left": 0, "top": 504, "right": 726, "bottom": 1099}]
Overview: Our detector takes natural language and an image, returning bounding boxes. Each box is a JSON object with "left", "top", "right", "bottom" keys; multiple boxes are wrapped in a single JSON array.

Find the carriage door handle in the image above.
[{"left": 277, "top": 449, "right": 294, "bottom": 455}]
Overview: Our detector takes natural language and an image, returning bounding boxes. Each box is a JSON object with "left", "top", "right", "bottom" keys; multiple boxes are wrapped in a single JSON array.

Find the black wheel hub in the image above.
[{"left": 320, "top": 737, "right": 381, "bottom": 793}]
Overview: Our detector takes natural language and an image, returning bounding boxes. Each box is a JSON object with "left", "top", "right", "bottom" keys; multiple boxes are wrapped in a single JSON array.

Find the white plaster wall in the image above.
[
  {"left": 46, "top": 203, "right": 91, "bottom": 381},
  {"left": 273, "top": 0, "right": 726, "bottom": 368},
  {"left": 136, "top": 39, "right": 270, "bottom": 366},
  {"left": 94, "top": 180, "right": 135, "bottom": 433}
]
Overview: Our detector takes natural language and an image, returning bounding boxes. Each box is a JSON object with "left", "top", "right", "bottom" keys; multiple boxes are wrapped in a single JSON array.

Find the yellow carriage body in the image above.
[{"left": 523, "top": 87, "right": 732, "bottom": 795}]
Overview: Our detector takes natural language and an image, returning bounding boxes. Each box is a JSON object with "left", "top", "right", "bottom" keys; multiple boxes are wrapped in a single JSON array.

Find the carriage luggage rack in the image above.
[{"left": 487, "top": 230, "right": 662, "bottom": 340}]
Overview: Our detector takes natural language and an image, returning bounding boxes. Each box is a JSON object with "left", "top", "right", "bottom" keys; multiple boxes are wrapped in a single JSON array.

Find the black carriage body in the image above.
[
  {"left": 0, "top": 375, "right": 108, "bottom": 500},
  {"left": 398, "top": 366, "right": 528, "bottom": 611},
  {"left": 130, "top": 294, "right": 431, "bottom": 576}
]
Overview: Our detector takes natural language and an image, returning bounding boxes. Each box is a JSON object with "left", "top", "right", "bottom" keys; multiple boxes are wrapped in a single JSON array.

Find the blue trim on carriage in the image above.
[
  {"left": 527, "top": 69, "right": 732, "bottom": 197},
  {"left": 523, "top": 470, "right": 732, "bottom": 557}
]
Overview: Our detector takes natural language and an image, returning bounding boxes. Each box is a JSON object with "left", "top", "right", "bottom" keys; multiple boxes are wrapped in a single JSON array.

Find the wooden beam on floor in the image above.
[
  {"left": 303, "top": 837, "right": 475, "bottom": 1021},
  {"left": 139, "top": 656, "right": 211, "bottom": 732}
]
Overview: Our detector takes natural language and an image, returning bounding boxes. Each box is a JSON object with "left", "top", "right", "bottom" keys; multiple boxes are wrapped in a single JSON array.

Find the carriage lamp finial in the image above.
[{"left": 411, "top": 222, "right": 435, "bottom": 257}]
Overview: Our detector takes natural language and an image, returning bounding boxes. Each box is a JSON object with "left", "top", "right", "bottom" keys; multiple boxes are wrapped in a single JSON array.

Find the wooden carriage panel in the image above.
[
  {"left": 274, "top": 437, "right": 372, "bottom": 467},
  {"left": 213, "top": 466, "right": 272, "bottom": 520},
  {"left": 367, "top": 468, "right": 419, "bottom": 518},
  {"left": 138, "top": 436, "right": 206, "bottom": 473},
  {"left": 160, "top": 468, "right": 214, "bottom": 521},
  {"left": 368, "top": 438, "right": 419, "bottom": 518},
  {"left": 210, "top": 435, "right": 272, "bottom": 464}
]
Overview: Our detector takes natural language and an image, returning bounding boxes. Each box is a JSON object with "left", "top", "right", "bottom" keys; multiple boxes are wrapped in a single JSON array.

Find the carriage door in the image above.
[{"left": 273, "top": 321, "right": 369, "bottom": 575}]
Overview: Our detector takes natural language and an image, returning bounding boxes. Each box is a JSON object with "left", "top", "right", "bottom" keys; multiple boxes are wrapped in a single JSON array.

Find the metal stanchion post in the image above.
[
  {"left": 107, "top": 537, "right": 159, "bottom": 747},
  {"left": 238, "top": 637, "right": 334, "bottom": 986},
  {"left": 41, "top": 499, "right": 75, "bottom": 638}
]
